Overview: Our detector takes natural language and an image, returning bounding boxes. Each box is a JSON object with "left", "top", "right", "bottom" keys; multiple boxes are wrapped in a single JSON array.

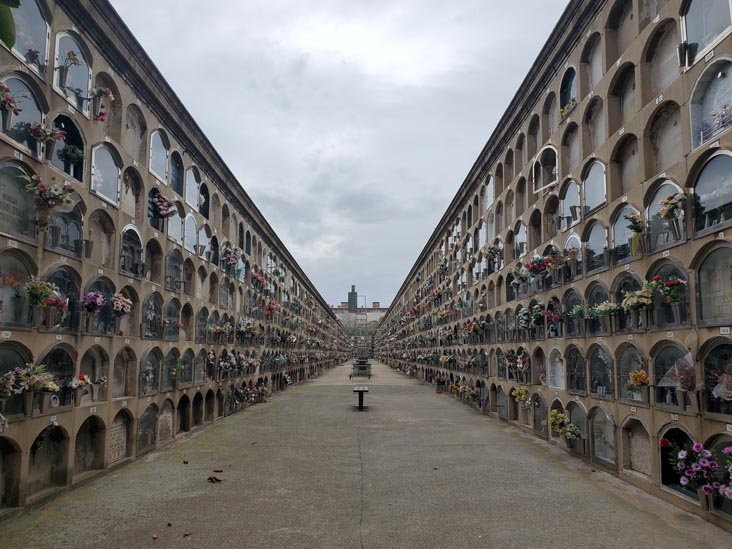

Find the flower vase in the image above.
[
  {"left": 45, "top": 139, "right": 57, "bottom": 162},
  {"left": 671, "top": 302, "right": 681, "bottom": 325},
  {"left": 565, "top": 437, "right": 577, "bottom": 449},
  {"left": 92, "top": 96, "right": 103, "bottom": 117},
  {"left": 669, "top": 217, "right": 682, "bottom": 241},
  {"left": 630, "top": 309, "right": 639, "bottom": 331},
  {"left": 74, "top": 387, "right": 82, "bottom": 407},
  {"left": 572, "top": 318, "right": 581, "bottom": 336},
  {"left": 57, "top": 65, "right": 69, "bottom": 89},
  {"left": 48, "top": 224, "right": 61, "bottom": 247},
  {"left": 630, "top": 234, "right": 644, "bottom": 257},
  {"left": 601, "top": 315, "right": 611, "bottom": 333},
  {"left": 1, "top": 108, "right": 13, "bottom": 132},
  {"left": 569, "top": 261, "right": 577, "bottom": 279},
  {"left": 23, "top": 391, "right": 34, "bottom": 417},
  {"left": 90, "top": 383, "right": 101, "bottom": 401},
  {"left": 36, "top": 205, "right": 50, "bottom": 227},
  {"left": 641, "top": 385, "right": 649, "bottom": 402}
]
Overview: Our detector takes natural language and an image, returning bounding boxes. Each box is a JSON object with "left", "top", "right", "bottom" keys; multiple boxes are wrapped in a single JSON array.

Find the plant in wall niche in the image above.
[
  {"left": 659, "top": 439, "right": 722, "bottom": 495},
  {"left": 508, "top": 264, "right": 530, "bottom": 289},
  {"left": 569, "top": 304, "right": 585, "bottom": 319},
  {"left": 20, "top": 362, "right": 55, "bottom": 392},
  {"left": 220, "top": 243, "right": 240, "bottom": 266},
  {"left": 660, "top": 276, "right": 687, "bottom": 304},
  {"left": 659, "top": 193, "right": 686, "bottom": 220},
  {"left": 527, "top": 256, "right": 548, "bottom": 276},
  {"left": 559, "top": 98, "right": 577, "bottom": 120},
  {"left": 626, "top": 368, "right": 650, "bottom": 394},
  {"left": 590, "top": 300, "right": 620, "bottom": 317},
  {"left": 564, "top": 422, "right": 581, "bottom": 442},
  {"left": 68, "top": 374, "right": 90, "bottom": 389},
  {"left": 0, "top": 82, "right": 21, "bottom": 115},
  {"left": 548, "top": 409, "right": 568, "bottom": 433},
  {"left": 150, "top": 189, "right": 176, "bottom": 218},
  {"left": 624, "top": 211, "right": 644, "bottom": 234},
  {"left": 23, "top": 174, "right": 74, "bottom": 209},
  {"left": 29, "top": 123, "right": 65, "bottom": 143},
  {"left": 564, "top": 247, "right": 579, "bottom": 264},
  {"left": 111, "top": 293, "right": 132, "bottom": 316},
  {"left": 60, "top": 50, "right": 82, "bottom": 68},
  {"left": 58, "top": 144, "right": 84, "bottom": 165},
  {"left": 23, "top": 277, "right": 58, "bottom": 308},
  {"left": 517, "top": 308, "right": 531, "bottom": 329},
  {"left": 510, "top": 385, "right": 528, "bottom": 404},
  {"left": 82, "top": 291, "right": 107, "bottom": 312},
  {"left": 91, "top": 86, "right": 114, "bottom": 101},
  {"left": 621, "top": 284, "right": 654, "bottom": 311}
]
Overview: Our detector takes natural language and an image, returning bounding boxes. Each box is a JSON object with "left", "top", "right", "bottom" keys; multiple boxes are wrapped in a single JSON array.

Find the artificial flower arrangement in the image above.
[
  {"left": 527, "top": 255, "right": 548, "bottom": 275},
  {"left": 508, "top": 264, "right": 531, "bottom": 289},
  {"left": 626, "top": 368, "right": 650, "bottom": 393},
  {"left": 82, "top": 291, "right": 107, "bottom": 311},
  {"left": 23, "top": 277, "right": 58, "bottom": 308},
  {"left": 68, "top": 374, "right": 91, "bottom": 389},
  {"left": 60, "top": 49, "right": 82, "bottom": 68},
  {"left": 21, "top": 362, "right": 55, "bottom": 392},
  {"left": 150, "top": 189, "right": 177, "bottom": 218},
  {"left": 91, "top": 86, "right": 114, "bottom": 101},
  {"left": 658, "top": 438, "right": 732, "bottom": 498},
  {"left": 659, "top": 193, "right": 686, "bottom": 220},
  {"left": 660, "top": 276, "right": 688, "bottom": 304},
  {"left": 531, "top": 303, "right": 546, "bottom": 326},
  {"left": 624, "top": 211, "right": 644, "bottom": 234},
  {"left": 621, "top": 283, "right": 655, "bottom": 311},
  {"left": 563, "top": 422, "right": 581, "bottom": 441},
  {"left": 549, "top": 409, "right": 568, "bottom": 432},
  {"left": 221, "top": 243, "right": 241, "bottom": 266},
  {"left": 569, "top": 304, "right": 585, "bottom": 319},
  {"left": 591, "top": 300, "right": 620, "bottom": 317},
  {"left": 23, "top": 174, "right": 74, "bottom": 209},
  {"left": 111, "top": 293, "right": 132, "bottom": 315},
  {"left": 59, "top": 144, "right": 84, "bottom": 164},
  {"left": 29, "top": 123, "right": 66, "bottom": 143},
  {"left": 482, "top": 244, "right": 501, "bottom": 261},
  {"left": 564, "top": 247, "right": 579, "bottom": 264},
  {"left": 0, "top": 82, "right": 21, "bottom": 116},
  {"left": 543, "top": 251, "right": 564, "bottom": 271},
  {"left": 517, "top": 307, "right": 532, "bottom": 329},
  {"left": 511, "top": 385, "right": 528, "bottom": 404},
  {"left": 264, "top": 300, "right": 279, "bottom": 316}
]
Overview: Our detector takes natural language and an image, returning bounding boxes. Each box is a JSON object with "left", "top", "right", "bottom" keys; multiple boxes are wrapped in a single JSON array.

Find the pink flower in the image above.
[
  {"left": 702, "top": 449, "right": 712, "bottom": 458},
  {"left": 678, "top": 450, "right": 687, "bottom": 459},
  {"left": 692, "top": 442, "right": 703, "bottom": 453},
  {"left": 679, "top": 476, "right": 689, "bottom": 486}
]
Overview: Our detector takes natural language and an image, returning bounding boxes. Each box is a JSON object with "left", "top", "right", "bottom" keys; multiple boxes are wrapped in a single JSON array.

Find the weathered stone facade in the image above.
[
  {"left": 0, "top": 0, "right": 347, "bottom": 511},
  {"left": 378, "top": 0, "right": 732, "bottom": 531}
]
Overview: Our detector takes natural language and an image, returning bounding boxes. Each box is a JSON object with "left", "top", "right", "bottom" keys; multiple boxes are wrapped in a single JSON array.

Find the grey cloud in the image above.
[{"left": 110, "top": 0, "right": 568, "bottom": 305}]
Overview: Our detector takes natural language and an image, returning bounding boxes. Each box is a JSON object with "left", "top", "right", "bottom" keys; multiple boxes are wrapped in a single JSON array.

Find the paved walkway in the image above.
[{"left": 2, "top": 361, "right": 730, "bottom": 548}]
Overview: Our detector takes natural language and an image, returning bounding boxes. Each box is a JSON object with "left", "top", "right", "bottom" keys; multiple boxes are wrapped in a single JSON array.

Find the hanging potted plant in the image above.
[
  {"left": 0, "top": 82, "right": 21, "bottom": 132},
  {"left": 29, "top": 123, "right": 66, "bottom": 160},
  {"left": 56, "top": 49, "right": 82, "bottom": 90},
  {"left": 90, "top": 86, "right": 114, "bottom": 117},
  {"left": 23, "top": 277, "right": 58, "bottom": 309}
]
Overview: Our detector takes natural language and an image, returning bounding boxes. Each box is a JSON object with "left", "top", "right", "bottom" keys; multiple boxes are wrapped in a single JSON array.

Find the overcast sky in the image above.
[{"left": 110, "top": 0, "right": 568, "bottom": 307}]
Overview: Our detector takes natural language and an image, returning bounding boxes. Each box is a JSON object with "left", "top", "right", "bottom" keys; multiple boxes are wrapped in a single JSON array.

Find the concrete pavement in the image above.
[{"left": 1, "top": 361, "right": 730, "bottom": 548}]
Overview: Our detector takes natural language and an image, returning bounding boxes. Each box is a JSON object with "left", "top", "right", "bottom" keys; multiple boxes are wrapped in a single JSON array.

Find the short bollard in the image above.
[{"left": 353, "top": 386, "right": 369, "bottom": 411}]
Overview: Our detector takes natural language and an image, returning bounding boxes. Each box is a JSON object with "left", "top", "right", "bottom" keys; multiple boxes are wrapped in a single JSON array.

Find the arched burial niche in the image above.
[
  {"left": 621, "top": 418, "right": 650, "bottom": 476},
  {"left": 74, "top": 416, "right": 106, "bottom": 474},
  {"left": 28, "top": 426, "right": 69, "bottom": 495}
]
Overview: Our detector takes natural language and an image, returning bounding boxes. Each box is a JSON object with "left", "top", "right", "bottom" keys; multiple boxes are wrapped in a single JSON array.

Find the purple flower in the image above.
[
  {"left": 691, "top": 462, "right": 702, "bottom": 471},
  {"left": 722, "top": 446, "right": 732, "bottom": 455},
  {"left": 710, "top": 461, "right": 719, "bottom": 470},
  {"left": 679, "top": 476, "right": 689, "bottom": 486},
  {"left": 699, "top": 458, "right": 710, "bottom": 467},
  {"left": 702, "top": 485, "right": 714, "bottom": 495},
  {"left": 692, "top": 442, "right": 703, "bottom": 453},
  {"left": 678, "top": 450, "right": 687, "bottom": 459},
  {"left": 702, "top": 449, "right": 712, "bottom": 458},
  {"left": 677, "top": 462, "right": 686, "bottom": 470}
]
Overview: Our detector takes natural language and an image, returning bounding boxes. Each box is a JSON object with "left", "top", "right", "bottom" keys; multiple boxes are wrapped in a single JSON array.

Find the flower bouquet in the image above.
[
  {"left": 82, "top": 291, "right": 107, "bottom": 312},
  {"left": 23, "top": 277, "right": 58, "bottom": 308},
  {"left": 0, "top": 82, "right": 21, "bottom": 131},
  {"left": 23, "top": 174, "right": 74, "bottom": 209},
  {"left": 112, "top": 293, "right": 132, "bottom": 316},
  {"left": 150, "top": 189, "right": 177, "bottom": 218}
]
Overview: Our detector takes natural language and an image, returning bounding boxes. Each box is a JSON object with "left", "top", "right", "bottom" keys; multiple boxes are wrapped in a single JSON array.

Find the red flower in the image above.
[
  {"left": 659, "top": 438, "right": 670, "bottom": 448},
  {"left": 653, "top": 275, "right": 661, "bottom": 282}
]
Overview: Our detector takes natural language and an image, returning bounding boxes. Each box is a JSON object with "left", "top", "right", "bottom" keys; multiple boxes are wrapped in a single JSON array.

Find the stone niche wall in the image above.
[
  {"left": 158, "top": 402, "right": 174, "bottom": 443},
  {"left": 109, "top": 413, "right": 130, "bottom": 463}
]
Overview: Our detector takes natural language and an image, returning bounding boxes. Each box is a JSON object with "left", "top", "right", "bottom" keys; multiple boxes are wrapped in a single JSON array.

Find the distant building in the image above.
[
  {"left": 331, "top": 287, "right": 389, "bottom": 356},
  {"left": 347, "top": 285, "right": 358, "bottom": 313}
]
